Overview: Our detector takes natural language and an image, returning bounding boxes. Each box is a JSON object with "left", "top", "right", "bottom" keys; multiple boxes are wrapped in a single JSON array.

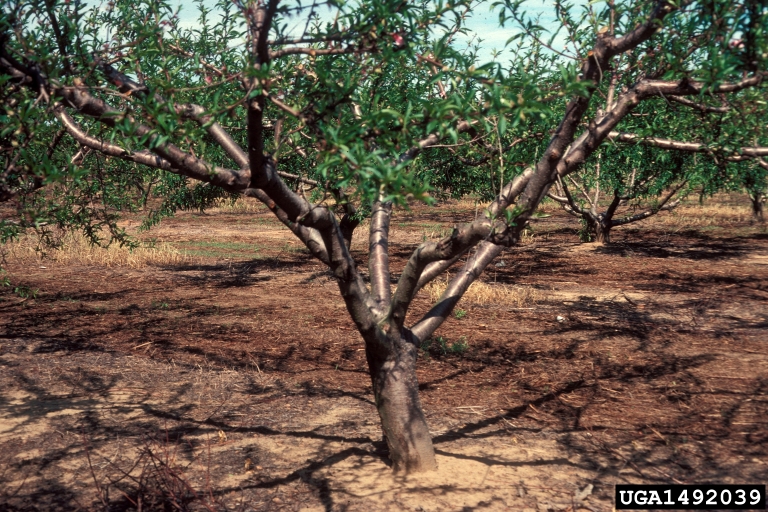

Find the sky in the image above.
[{"left": 173, "top": 0, "right": 568, "bottom": 64}]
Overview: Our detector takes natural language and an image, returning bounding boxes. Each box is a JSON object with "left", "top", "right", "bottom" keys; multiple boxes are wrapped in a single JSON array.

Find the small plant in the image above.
[
  {"left": 427, "top": 336, "right": 468, "bottom": 356},
  {"left": 449, "top": 336, "right": 469, "bottom": 355},
  {"left": 1, "top": 270, "right": 10, "bottom": 288},
  {"left": 419, "top": 338, "right": 432, "bottom": 359},
  {"left": 152, "top": 299, "right": 170, "bottom": 310},
  {"left": 14, "top": 284, "right": 38, "bottom": 300},
  {"left": 577, "top": 218, "right": 593, "bottom": 243},
  {"left": 435, "top": 336, "right": 449, "bottom": 355},
  {"left": 520, "top": 224, "right": 536, "bottom": 245},
  {"left": 453, "top": 308, "right": 467, "bottom": 320}
]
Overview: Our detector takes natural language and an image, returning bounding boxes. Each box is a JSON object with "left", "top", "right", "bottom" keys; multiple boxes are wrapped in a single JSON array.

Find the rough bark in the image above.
[
  {"left": 590, "top": 193, "right": 622, "bottom": 244},
  {"left": 751, "top": 191, "right": 766, "bottom": 223},
  {"left": 577, "top": 212, "right": 610, "bottom": 244},
  {"left": 592, "top": 220, "right": 612, "bottom": 244}
]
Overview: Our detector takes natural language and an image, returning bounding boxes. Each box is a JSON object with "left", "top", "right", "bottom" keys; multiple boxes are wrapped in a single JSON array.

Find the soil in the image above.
[{"left": 1, "top": 197, "right": 767, "bottom": 511}]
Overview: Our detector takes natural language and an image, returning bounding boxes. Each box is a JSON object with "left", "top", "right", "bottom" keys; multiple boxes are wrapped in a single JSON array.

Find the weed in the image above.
[
  {"left": 81, "top": 430, "right": 222, "bottom": 511},
  {"left": 450, "top": 336, "right": 469, "bottom": 354},
  {"left": 14, "top": 284, "right": 38, "bottom": 300},
  {"left": 419, "top": 338, "right": 432, "bottom": 359},
  {"left": 454, "top": 308, "right": 467, "bottom": 320},
  {"left": 427, "top": 336, "right": 469, "bottom": 356},
  {"left": 520, "top": 224, "right": 536, "bottom": 245},
  {"left": 152, "top": 299, "right": 170, "bottom": 310},
  {"left": 577, "top": 218, "right": 593, "bottom": 243},
  {"left": 435, "top": 336, "right": 449, "bottom": 354}
]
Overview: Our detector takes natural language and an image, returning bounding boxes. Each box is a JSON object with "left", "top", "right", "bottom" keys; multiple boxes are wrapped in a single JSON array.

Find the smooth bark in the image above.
[{"left": 365, "top": 330, "right": 436, "bottom": 473}]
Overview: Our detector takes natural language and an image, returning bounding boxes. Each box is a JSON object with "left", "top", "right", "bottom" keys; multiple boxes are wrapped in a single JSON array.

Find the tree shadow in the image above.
[{"left": 2, "top": 338, "right": 767, "bottom": 511}]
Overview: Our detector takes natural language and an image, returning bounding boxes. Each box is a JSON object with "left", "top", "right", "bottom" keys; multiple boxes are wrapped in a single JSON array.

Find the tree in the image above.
[
  {"left": 603, "top": 132, "right": 768, "bottom": 224},
  {"left": 547, "top": 144, "right": 692, "bottom": 244},
  {"left": 2, "top": 0, "right": 766, "bottom": 473},
  {"left": 743, "top": 160, "right": 768, "bottom": 223}
]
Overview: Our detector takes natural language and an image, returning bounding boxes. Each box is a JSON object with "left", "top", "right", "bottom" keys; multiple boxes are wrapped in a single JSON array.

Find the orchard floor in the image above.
[{"left": 1, "top": 197, "right": 767, "bottom": 511}]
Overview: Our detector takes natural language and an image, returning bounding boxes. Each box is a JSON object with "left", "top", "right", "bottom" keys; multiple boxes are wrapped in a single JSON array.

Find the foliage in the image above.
[
  {"left": 13, "top": 284, "right": 37, "bottom": 300},
  {"left": 426, "top": 335, "right": 469, "bottom": 356}
]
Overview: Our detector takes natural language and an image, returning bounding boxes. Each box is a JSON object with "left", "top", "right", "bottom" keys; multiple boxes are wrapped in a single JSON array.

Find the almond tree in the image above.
[
  {"left": 2, "top": 0, "right": 766, "bottom": 472},
  {"left": 548, "top": 165, "right": 689, "bottom": 244},
  {"left": 744, "top": 162, "right": 767, "bottom": 223},
  {"left": 545, "top": 125, "right": 699, "bottom": 244}
]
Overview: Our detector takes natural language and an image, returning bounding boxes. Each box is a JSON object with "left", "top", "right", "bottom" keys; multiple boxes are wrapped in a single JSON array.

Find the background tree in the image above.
[
  {"left": 742, "top": 160, "right": 768, "bottom": 223},
  {"left": 2, "top": 0, "right": 767, "bottom": 473},
  {"left": 547, "top": 145, "right": 692, "bottom": 244}
]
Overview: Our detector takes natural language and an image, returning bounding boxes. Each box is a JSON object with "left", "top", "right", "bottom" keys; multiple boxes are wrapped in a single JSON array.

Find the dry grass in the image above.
[
  {"left": 350, "top": 219, "right": 371, "bottom": 250},
  {"left": 542, "top": 192, "right": 756, "bottom": 230},
  {"left": 647, "top": 203, "right": 753, "bottom": 228},
  {"left": 444, "top": 197, "right": 484, "bottom": 212},
  {"left": 423, "top": 278, "right": 539, "bottom": 307},
  {"left": 519, "top": 225, "right": 536, "bottom": 245},
  {"left": 209, "top": 194, "right": 343, "bottom": 215},
  {"left": 3, "top": 232, "right": 190, "bottom": 268},
  {"left": 207, "top": 196, "right": 267, "bottom": 214}
]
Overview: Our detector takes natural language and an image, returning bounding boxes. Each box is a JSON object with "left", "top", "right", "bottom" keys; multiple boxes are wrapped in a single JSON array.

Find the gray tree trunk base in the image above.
[
  {"left": 594, "top": 226, "right": 611, "bottom": 244},
  {"left": 367, "top": 339, "right": 437, "bottom": 473},
  {"left": 751, "top": 193, "right": 765, "bottom": 224},
  {"left": 585, "top": 216, "right": 612, "bottom": 244}
]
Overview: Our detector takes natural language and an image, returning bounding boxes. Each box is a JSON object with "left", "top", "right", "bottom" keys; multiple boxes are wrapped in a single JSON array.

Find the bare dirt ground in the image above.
[{"left": 1, "top": 196, "right": 767, "bottom": 511}]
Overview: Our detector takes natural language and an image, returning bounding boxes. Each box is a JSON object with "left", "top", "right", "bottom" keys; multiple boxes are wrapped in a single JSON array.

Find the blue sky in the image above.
[
  {"left": 453, "top": 1, "right": 562, "bottom": 62},
  {"left": 173, "top": 0, "right": 567, "bottom": 64}
]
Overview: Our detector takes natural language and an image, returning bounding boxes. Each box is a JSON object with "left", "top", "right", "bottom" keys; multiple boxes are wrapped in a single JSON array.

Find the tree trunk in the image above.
[
  {"left": 593, "top": 224, "right": 611, "bottom": 244},
  {"left": 365, "top": 332, "right": 437, "bottom": 473},
  {"left": 584, "top": 215, "right": 611, "bottom": 244},
  {"left": 751, "top": 191, "right": 765, "bottom": 224}
]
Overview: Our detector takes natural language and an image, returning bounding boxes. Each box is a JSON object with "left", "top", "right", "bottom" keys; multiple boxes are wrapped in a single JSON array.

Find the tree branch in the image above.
[
  {"left": 517, "top": 0, "right": 681, "bottom": 218},
  {"left": 602, "top": 189, "right": 623, "bottom": 225},
  {"left": 55, "top": 103, "right": 332, "bottom": 263},
  {"left": 398, "top": 121, "right": 475, "bottom": 164},
  {"left": 389, "top": 169, "right": 533, "bottom": 333},
  {"left": 607, "top": 131, "right": 768, "bottom": 158},
  {"left": 369, "top": 197, "right": 392, "bottom": 312},
  {"left": 58, "top": 85, "right": 250, "bottom": 189},
  {"left": 668, "top": 95, "right": 729, "bottom": 113},
  {"left": 612, "top": 181, "right": 687, "bottom": 226},
  {"left": 557, "top": 75, "right": 764, "bottom": 186},
  {"left": 410, "top": 241, "right": 503, "bottom": 342},
  {"left": 552, "top": 176, "right": 586, "bottom": 217},
  {"left": 269, "top": 45, "right": 363, "bottom": 60},
  {"left": 177, "top": 103, "right": 251, "bottom": 171},
  {"left": 247, "top": 0, "right": 280, "bottom": 186},
  {"left": 55, "top": 106, "right": 174, "bottom": 171}
]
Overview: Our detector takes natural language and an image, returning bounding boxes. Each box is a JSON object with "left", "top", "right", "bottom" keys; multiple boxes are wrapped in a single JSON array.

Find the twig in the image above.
[{"left": 82, "top": 432, "right": 109, "bottom": 508}]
